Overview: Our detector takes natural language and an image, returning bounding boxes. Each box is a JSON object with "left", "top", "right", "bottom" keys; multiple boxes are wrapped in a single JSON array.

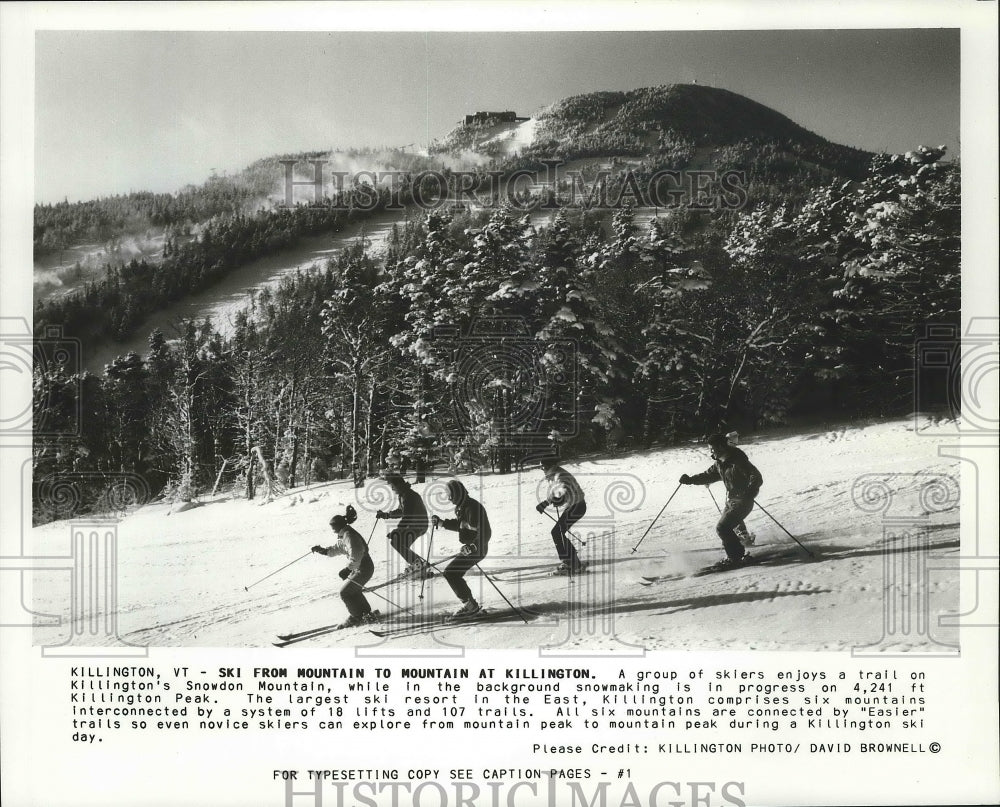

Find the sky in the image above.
[{"left": 34, "top": 29, "right": 960, "bottom": 204}]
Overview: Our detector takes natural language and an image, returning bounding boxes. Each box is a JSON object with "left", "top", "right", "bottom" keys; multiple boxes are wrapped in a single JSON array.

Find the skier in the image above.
[
  {"left": 679, "top": 433, "right": 763, "bottom": 569},
  {"left": 431, "top": 479, "right": 492, "bottom": 617},
  {"left": 536, "top": 456, "right": 587, "bottom": 575},
  {"left": 310, "top": 505, "right": 381, "bottom": 629},
  {"left": 376, "top": 474, "right": 433, "bottom": 580}
]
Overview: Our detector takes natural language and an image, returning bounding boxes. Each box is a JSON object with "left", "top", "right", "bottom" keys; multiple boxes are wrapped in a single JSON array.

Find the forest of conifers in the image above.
[{"left": 31, "top": 140, "right": 958, "bottom": 523}]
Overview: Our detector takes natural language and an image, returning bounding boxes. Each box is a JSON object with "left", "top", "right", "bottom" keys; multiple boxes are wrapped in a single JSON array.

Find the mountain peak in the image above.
[{"left": 434, "top": 83, "right": 870, "bottom": 178}]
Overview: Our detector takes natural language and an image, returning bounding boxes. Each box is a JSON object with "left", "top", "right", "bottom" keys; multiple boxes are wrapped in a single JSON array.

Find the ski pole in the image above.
[
  {"left": 474, "top": 563, "right": 532, "bottom": 624},
  {"left": 631, "top": 482, "right": 682, "bottom": 554},
  {"left": 419, "top": 521, "right": 437, "bottom": 601},
  {"left": 365, "top": 586, "right": 404, "bottom": 612},
  {"left": 244, "top": 551, "right": 312, "bottom": 591},
  {"left": 544, "top": 508, "right": 586, "bottom": 546},
  {"left": 363, "top": 518, "right": 379, "bottom": 550},
  {"left": 706, "top": 486, "right": 722, "bottom": 514},
  {"left": 370, "top": 551, "right": 458, "bottom": 593},
  {"left": 753, "top": 500, "right": 814, "bottom": 557}
]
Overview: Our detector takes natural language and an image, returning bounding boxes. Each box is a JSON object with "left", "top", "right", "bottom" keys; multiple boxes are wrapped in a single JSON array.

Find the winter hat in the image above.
[
  {"left": 329, "top": 504, "right": 358, "bottom": 530},
  {"left": 539, "top": 454, "right": 560, "bottom": 470},
  {"left": 706, "top": 433, "right": 728, "bottom": 448},
  {"left": 385, "top": 474, "right": 409, "bottom": 492},
  {"left": 445, "top": 479, "right": 468, "bottom": 505}
]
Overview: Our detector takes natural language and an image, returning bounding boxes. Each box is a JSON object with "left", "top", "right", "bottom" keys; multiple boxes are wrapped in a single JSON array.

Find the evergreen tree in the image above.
[
  {"left": 535, "top": 211, "right": 625, "bottom": 448},
  {"left": 102, "top": 352, "right": 149, "bottom": 473}
]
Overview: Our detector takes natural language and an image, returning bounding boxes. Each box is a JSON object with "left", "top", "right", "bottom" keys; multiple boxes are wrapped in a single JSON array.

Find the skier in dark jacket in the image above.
[
  {"left": 432, "top": 479, "right": 492, "bottom": 617},
  {"left": 680, "top": 433, "right": 763, "bottom": 568},
  {"left": 536, "top": 456, "right": 587, "bottom": 575},
  {"left": 376, "top": 474, "right": 432, "bottom": 580},
  {"left": 311, "top": 505, "right": 380, "bottom": 628}
]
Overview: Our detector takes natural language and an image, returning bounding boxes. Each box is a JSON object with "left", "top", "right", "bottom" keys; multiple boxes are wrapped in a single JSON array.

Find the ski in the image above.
[
  {"left": 691, "top": 555, "right": 762, "bottom": 577},
  {"left": 370, "top": 608, "right": 537, "bottom": 639},
  {"left": 638, "top": 573, "right": 684, "bottom": 586},
  {"left": 273, "top": 624, "right": 355, "bottom": 647},
  {"left": 549, "top": 564, "right": 589, "bottom": 580},
  {"left": 491, "top": 564, "right": 589, "bottom": 583},
  {"left": 276, "top": 624, "right": 340, "bottom": 642},
  {"left": 369, "top": 609, "right": 496, "bottom": 637},
  {"left": 479, "top": 562, "right": 553, "bottom": 577},
  {"left": 639, "top": 556, "right": 762, "bottom": 584},
  {"left": 490, "top": 570, "right": 564, "bottom": 584},
  {"left": 275, "top": 615, "right": 386, "bottom": 647},
  {"left": 370, "top": 615, "right": 530, "bottom": 640}
]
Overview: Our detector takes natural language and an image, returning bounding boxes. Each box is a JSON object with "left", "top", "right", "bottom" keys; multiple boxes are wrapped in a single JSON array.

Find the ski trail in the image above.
[{"left": 31, "top": 419, "right": 961, "bottom": 650}]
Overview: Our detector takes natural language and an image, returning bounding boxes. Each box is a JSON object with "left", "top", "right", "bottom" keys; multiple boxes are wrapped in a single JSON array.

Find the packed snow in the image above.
[{"left": 30, "top": 418, "right": 961, "bottom": 652}]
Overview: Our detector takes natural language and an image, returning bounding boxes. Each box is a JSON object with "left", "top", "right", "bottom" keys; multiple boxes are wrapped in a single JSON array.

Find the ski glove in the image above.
[
  {"left": 311, "top": 545, "right": 325, "bottom": 554},
  {"left": 375, "top": 510, "right": 386, "bottom": 520},
  {"left": 535, "top": 501, "right": 549, "bottom": 513},
  {"left": 679, "top": 474, "right": 692, "bottom": 485},
  {"left": 338, "top": 567, "right": 351, "bottom": 580},
  {"left": 431, "top": 515, "right": 442, "bottom": 528},
  {"left": 460, "top": 543, "right": 478, "bottom": 556}
]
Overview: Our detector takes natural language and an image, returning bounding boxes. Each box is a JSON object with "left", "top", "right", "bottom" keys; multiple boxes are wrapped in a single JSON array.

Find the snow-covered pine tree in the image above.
[
  {"left": 534, "top": 211, "right": 625, "bottom": 451},
  {"left": 102, "top": 351, "right": 149, "bottom": 474},
  {"left": 721, "top": 204, "right": 823, "bottom": 425},
  {"left": 383, "top": 210, "right": 471, "bottom": 472},
  {"left": 794, "top": 146, "right": 960, "bottom": 412},
  {"left": 634, "top": 221, "right": 712, "bottom": 441},
  {"left": 320, "top": 245, "right": 392, "bottom": 480}
]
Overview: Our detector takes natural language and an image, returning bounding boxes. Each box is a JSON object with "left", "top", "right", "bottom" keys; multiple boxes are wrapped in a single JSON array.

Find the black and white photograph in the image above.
[{"left": 2, "top": 3, "right": 997, "bottom": 806}]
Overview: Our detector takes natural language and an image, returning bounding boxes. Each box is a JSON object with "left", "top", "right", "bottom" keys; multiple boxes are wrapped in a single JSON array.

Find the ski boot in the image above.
[
  {"left": 452, "top": 598, "right": 482, "bottom": 619},
  {"left": 707, "top": 556, "right": 739, "bottom": 572},
  {"left": 362, "top": 610, "right": 383, "bottom": 624},
  {"left": 552, "top": 561, "right": 587, "bottom": 576},
  {"left": 392, "top": 563, "right": 418, "bottom": 581}
]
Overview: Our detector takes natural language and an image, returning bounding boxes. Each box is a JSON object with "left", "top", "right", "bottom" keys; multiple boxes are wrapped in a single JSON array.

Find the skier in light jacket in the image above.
[
  {"left": 536, "top": 456, "right": 587, "bottom": 575},
  {"left": 311, "top": 505, "right": 380, "bottom": 628}
]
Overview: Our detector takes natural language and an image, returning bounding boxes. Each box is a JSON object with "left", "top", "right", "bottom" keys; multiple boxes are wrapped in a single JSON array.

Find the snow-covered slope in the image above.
[
  {"left": 473, "top": 118, "right": 538, "bottom": 157},
  {"left": 30, "top": 418, "right": 960, "bottom": 651}
]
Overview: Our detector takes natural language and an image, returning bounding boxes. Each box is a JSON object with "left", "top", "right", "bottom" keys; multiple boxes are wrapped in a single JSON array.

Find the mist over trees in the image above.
[{"left": 31, "top": 143, "right": 959, "bottom": 523}]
